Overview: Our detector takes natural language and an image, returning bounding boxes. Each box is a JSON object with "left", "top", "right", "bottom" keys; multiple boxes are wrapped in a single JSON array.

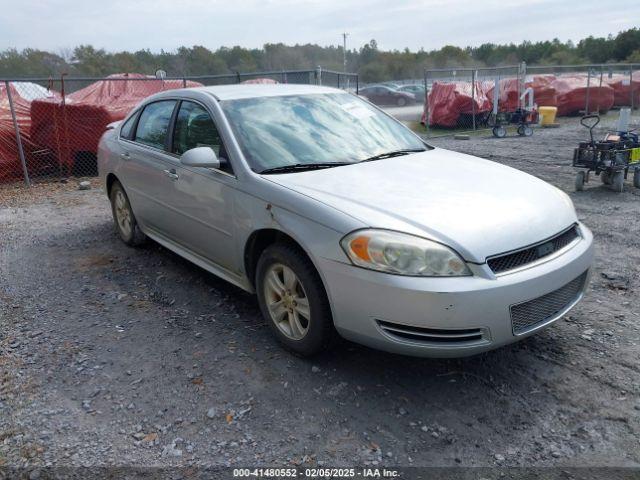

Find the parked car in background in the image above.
[
  {"left": 359, "top": 85, "right": 416, "bottom": 106},
  {"left": 98, "top": 84, "right": 593, "bottom": 358},
  {"left": 398, "top": 83, "right": 426, "bottom": 100}
]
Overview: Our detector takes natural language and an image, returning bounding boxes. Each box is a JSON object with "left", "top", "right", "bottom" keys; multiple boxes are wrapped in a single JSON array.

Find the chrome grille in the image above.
[
  {"left": 488, "top": 226, "right": 580, "bottom": 275},
  {"left": 510, "top": 272, "right": 587, "bottom": 335},
  {"left": 377, "top": 320, "right": 486, "bottom": 344}
]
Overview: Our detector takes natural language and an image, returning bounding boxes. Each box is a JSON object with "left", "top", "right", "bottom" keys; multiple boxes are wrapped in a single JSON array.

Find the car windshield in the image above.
[{"left": 221, "top": 92, "right": 428, "bottom": 173}]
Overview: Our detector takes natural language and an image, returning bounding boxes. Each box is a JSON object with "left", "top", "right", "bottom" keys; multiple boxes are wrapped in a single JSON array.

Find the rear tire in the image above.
[
  {"left": 575, "top": 171, "right": 585, "bottom": 191},
  {"left": 610, "top": 171, "right": 624, "bottom": 192},
  {"left": 397, "top": 97, "right": 407, "bottom": 107},
  {"left": 600, "top": 171, "right": 611, "bottom": 185},
  {"left": 109, "top": 181, "right": 147, "bottom": 246},
  {"left": 492, "top": 126, "right": 507, "bottom": 138},
  {"left": 256, "top": 243, "right": 335, "bottom": 356}
]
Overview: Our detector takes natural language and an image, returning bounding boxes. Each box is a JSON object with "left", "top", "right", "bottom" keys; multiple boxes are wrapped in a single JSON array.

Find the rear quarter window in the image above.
[{"left": 119, "top": 112, "right": 138, "bottom": 140}]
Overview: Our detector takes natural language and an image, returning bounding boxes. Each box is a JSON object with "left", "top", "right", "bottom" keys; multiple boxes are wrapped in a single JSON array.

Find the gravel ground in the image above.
[{"left": 1, "top": 118, "right": 639, "bottom": 472}]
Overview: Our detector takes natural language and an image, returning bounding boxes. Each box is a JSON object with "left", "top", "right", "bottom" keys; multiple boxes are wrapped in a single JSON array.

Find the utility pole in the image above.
[{"left": 342, "top": 32, "right": 349, "bottom": 72}]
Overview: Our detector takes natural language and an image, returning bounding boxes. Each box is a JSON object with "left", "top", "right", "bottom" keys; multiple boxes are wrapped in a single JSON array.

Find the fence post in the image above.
[
  {"left": 315, "top": 66, "right": 322, "bottom": 86},
  {"left": 519, "top": 61, "right": 526, "bottom": 110},
  {"left": 471, "top": 69, "right": 476, "bottom": 131},
  {"left": 4, "top": 81, "right": 30, "bottom": 187},
  {"left": 182, "top": 77, "right": 187, "bottom": 88},
  {"left": 630, "top": 67, "right": 635, "bottom": 111},
  {"left": 424, "top": 69, "right": 430, "bottom": 137},
  {"left": 585, "top": 68, "right": 591, "bottom": 114}
]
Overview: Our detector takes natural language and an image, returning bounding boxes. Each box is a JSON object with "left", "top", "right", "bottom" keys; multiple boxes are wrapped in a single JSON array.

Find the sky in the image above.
[{"left": 0, "top": 0, "right": 636, "bottom": 53}]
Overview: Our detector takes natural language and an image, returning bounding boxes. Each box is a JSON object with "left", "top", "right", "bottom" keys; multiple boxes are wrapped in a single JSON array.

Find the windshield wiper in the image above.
[
  {"left": 259, "top": 162, "right": 352, "bottom": 174},
  {"left": 359, "top": 148, "right": 426, "bottom": 163}
]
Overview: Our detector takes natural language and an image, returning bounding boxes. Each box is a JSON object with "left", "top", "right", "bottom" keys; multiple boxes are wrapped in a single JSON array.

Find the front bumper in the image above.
[{"left": 320, "top": 223, "right": 594, "bottom": 357}]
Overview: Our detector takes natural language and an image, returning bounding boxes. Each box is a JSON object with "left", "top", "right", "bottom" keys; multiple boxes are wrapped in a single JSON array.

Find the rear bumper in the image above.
[{"left": 320, "top": 223, "right": 594, "bottom": 357}]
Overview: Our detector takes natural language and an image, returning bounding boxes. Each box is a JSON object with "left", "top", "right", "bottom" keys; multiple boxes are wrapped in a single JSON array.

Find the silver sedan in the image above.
[{"left": 98, "top": 84, "right": 594, "bottom": 357}]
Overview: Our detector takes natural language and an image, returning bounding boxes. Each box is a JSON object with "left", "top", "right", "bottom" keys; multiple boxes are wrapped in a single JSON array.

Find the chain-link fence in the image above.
[
  {"left": 0, "top": 67, "right": 358, "bottom": 187},
  {"left": 423, "top": 63, "right": 639, "bottom": 137},
  {"left": 423, "top": 65, "right": 526, "bottom": 136}
]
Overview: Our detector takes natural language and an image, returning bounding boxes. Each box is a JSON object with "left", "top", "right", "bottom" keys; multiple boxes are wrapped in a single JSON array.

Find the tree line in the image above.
[{"left": 0, "top": 28, "right": 638, "bottom": 83}]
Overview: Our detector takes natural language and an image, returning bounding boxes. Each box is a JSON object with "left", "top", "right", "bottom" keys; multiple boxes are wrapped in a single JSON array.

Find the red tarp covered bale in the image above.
[
  {"left": 423, "top": 81, "right": 491, "bottom": 128},
  {"left": 527, "top": 74, "right": 557, "bottom": 107},
  {"left": 483, "top": 75, "right": 557, "bottom": 112},
  {"left": 604, "top": 72, "right": 640, "bottom": 107},
  {"left": 1, "top": 82, "right": 59, "bottom": 182},
  {"left": 30, "top": 73, "right": 202, "bottom": 175},
  {"left": 552, "top": 74, "right": 614, "bottom": 116},
  {"left": 484, "top": 78, "right": 519, "bottom": 112}
]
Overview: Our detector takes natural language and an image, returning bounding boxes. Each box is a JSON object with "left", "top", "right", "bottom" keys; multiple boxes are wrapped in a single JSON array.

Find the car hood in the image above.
[{"left": 265, "top": 148, "right": 578, "bottom": 263}]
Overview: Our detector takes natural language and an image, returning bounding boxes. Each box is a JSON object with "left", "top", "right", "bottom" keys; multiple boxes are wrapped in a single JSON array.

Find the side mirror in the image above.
[{"left": 180, "top": 146, "right": 221, "bottom": 169}]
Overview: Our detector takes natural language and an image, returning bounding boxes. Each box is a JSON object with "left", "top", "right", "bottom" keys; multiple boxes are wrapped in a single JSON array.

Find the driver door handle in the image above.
[{"left": 163, "top": 168, "right": 179, "bottom": 180}]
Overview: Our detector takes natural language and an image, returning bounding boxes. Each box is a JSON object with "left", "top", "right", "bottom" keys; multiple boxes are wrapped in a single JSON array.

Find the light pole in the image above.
[{"left": 342, "top": 32, "right": 349, "bottom": 72}]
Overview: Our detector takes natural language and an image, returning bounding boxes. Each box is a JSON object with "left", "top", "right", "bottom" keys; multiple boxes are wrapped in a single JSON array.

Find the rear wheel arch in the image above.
[{"left": 106, "top": 173, "right": 119, "bottom": 197}]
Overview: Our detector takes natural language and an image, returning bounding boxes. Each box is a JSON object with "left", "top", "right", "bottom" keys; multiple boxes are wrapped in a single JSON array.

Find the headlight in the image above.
[{"left": 340, "top": 229, "right": 471, "bottom": 277}]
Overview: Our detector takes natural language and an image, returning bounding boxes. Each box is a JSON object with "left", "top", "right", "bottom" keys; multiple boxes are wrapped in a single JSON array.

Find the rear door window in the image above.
[{"left": 134, "top": 100, "right": 177, "bottom": 150}]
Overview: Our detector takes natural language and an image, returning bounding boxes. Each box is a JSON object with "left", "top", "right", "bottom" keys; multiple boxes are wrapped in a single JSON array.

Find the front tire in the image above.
[
  {"left": 397, "top": 97, "right": 407, "bottom": 107},
  {"left": 109, "top": 181, "right": 146, "bottom": 246},
  {"left": 256, "top": 243, "right": 335, "bottom": 356}
]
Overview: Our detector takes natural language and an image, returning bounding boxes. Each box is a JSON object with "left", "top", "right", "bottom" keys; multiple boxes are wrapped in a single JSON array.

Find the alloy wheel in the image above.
[
  {"left": 114, "top": 190, "right": 133, "bottom": 238},
  {"left": 263, "top": 263, "right": 310, "bottom": 340}
]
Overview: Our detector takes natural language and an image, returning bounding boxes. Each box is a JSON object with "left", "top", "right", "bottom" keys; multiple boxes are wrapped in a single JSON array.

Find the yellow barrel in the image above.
[{"left": 538, "top": 106, "right": 557, "bottom": 126}]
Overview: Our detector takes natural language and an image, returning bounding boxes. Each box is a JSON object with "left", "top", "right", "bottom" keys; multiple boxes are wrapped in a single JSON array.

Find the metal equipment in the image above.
[{"left": 573, "top": 114, "right": 640, "bottom": 192}]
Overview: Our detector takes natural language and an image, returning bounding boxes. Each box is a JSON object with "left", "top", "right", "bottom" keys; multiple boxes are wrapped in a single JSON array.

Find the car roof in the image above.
[{"left": 185, "top": 83, "right": 344, "bottom": 101}]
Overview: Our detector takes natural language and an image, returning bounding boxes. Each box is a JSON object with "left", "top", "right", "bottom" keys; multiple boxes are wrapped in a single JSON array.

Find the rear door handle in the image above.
[
  {"left": 120, "top": 152, "right": 130, "bottom": 160},
  {"left": 163, "top": 168, "right": 179, "bottom": 180}
]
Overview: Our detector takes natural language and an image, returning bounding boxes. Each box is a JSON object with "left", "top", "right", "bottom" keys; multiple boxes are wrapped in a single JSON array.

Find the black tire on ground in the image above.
[
  {"left": 517, "top": 125, "right": 525, "bottom": 136},
  {"left": 610, "top": 171, "right": 624, "bottom": 192},
  {"left": 575, "top": 171, "right": 585, "bottom": 191},
  {"left": 634, "top": 168, "right": 640, "bottom": 189},
  {"left": 492, "top": 126, "right": 507, "bottom": 138},
  {"left": 523, "top": 125, "right": 533, "bottom": 136},
  {"left": 397, "top": 97, "right": 407, "bottom": 107},
  {"left": 256, "top": 242, "right": 336, "bottom": 356},
  {"left": 109, "top": 180, "right": 147, "bottom": 246},
  {"left": 600, "top": 171, "right": 611, "bottom": 185}
]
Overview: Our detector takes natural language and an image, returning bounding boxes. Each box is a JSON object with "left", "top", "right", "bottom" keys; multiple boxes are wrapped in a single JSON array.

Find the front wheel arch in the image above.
[
  {"left": 255, "top": 241, "right": 337, "bottom": 355},
  {"left": 245, "top": 228, "right": 317, "bottom": 289}
]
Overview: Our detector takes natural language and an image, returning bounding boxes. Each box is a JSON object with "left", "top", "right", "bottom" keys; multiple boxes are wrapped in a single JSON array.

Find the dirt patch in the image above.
[{"left": 0, "top": 177, "right": 100, "bottom": 209}]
